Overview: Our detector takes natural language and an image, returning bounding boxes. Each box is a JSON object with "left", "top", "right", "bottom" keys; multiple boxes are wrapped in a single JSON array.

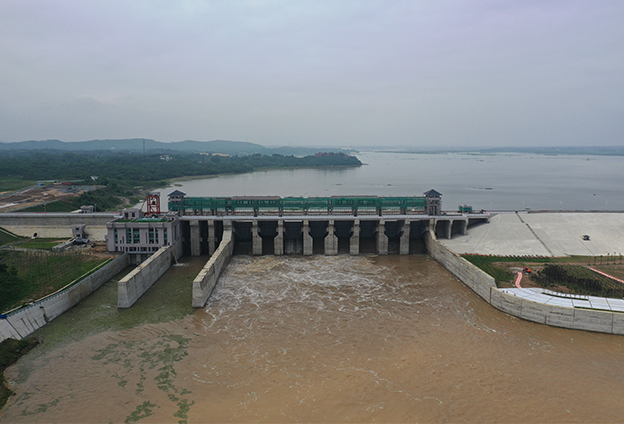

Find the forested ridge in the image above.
[
  {"left": 0, "top": 151, "right": 361, "bottom": 182},
  {"left": 1, "top": 151, "right": 361, "bottom": 211}
]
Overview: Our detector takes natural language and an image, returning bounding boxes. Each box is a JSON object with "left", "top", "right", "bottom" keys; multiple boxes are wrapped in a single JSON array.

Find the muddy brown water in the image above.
[{"left": 2, "top": 255, "right": 624, "bottom": 423}]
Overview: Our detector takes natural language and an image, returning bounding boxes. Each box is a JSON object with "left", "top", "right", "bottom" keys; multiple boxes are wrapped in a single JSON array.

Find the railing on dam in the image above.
[{"left": 169, "top": 195, "right": 429, "bottom": 216}]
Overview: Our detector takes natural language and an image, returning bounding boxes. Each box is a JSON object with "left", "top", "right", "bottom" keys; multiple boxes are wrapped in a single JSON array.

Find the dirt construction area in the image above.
[{"left": 0, "top": 184, "right": 99, "bottom": 213}]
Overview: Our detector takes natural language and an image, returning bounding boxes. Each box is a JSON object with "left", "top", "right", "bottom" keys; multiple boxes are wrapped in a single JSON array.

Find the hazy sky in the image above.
[{"left": 1, "top": 1, "right": 623, "bottom": 148}]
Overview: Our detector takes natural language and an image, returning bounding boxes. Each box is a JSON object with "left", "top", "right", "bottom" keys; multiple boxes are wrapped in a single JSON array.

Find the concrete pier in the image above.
[
  {"left": 377, "top": 219, "right": 388, "bottom": 255},
  {"left": 324, "top": 220, "right": 338, "bottom": 255},
  {"left": 190, "top": 220, "right": 201, "bottom": 256},
  {"left": 172, "top": 215, "right": 465, "bottom": 257},
  {"left": 252, "top": 220, "right": 262, "bottom": 255},
  {"left": 192, "top": 228, "right": 234, "bottom": 307},
  {"left": 400, "top": 219, "right": 410, "bottom": 255},
  {"left": 207, "top": 221, "right": 216, "bottom": 255},
  {"left": 303, "top": 220, "right": 313, "bottom": 255},
  {"left": 350, "top": 219, "right": 360, "bottom": 255},
  {"left": 274, "top": 220, "right": 284, "bottom": 256}
]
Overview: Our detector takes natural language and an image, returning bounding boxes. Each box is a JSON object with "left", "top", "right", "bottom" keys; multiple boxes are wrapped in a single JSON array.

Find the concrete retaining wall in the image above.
[
  {"left": 425, "top": 225, "right": 624, "bottom": 335},
  {"left": 425, "top": 224, "right": 496, "bottom": 302},
  {"left": 0, "top": 253, "right": 129, "bottom": 342},
  {"left": 117, "top": 239, "right": 182, "bottom": 308},
  {"left": 0, "top": 213, "right": 115, "bottom": 240},
  {"left": 192, "top": 229, "right": 234, "bottom": 308},
  {"left": 489, "top": 290, "right": 624, "bottom": 334}
]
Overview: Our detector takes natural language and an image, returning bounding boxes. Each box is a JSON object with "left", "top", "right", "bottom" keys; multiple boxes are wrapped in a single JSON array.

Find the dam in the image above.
[
  {"left": 2, "top": 189, "right": 624, "bottom": 340},
  {"left": 105, "top": 190, "right": 487, "bottom": 308}
]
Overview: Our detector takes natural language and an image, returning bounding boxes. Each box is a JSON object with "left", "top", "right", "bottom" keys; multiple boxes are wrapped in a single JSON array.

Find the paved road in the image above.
[{"left": 440, "top": 212, "right": 624, "bottom": 257}]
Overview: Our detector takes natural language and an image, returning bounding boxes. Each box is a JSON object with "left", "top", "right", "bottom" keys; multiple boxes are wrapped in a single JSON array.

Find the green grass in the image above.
[
  {"left": 534, "top": 264, "right": 624, "bottom": 297},
  {"left": 461, "top": 255, "right": 521, "bottom": 284},
  {"left": 0, "top": 250, "right": 109, "bottom": 312},
  {"left": 0, "top": 228, "right": 21, "bottom": 247},
  {"left": 0, "top": 178, "right": 35, "bottom": 193},
  {"left": 18, "top": 238, "right": 67, "bottom": 250},
  {"left": 19, "top": 201, "right": 76, "bottom": 213},
  {"left": 461, "top": 255, "right": 595, "bottom": 286},
  {"left": 462, "top": 254, "right": 624, "bottom": 296}
]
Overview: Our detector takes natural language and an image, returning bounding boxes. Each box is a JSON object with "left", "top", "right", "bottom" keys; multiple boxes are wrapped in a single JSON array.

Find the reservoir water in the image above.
[
  {"left": 3, "top": 152, "right": 624, "bottom": 422},
  {"left": 163, "top": 152, "right": 624, "bottom": 211}
]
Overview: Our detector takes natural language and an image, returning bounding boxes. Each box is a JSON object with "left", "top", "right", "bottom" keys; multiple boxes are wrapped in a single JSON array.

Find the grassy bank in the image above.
[
  {"left": 0, "top": 338, "right": 39, "bottom": 409},
  {"left": 0, "top": 178, "right": 34, "bottom": 193},
  {"left": 463, "top": 254, "right": 624, "bottom": 297},
  {"left": 0, "top": 250, "right": 109, "bottom": 312},
  {"left": 0, "top": 228, "right": 21, "bottom": 247}
]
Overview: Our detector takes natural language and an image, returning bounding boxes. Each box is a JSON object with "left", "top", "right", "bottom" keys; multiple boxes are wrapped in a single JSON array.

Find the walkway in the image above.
[
  {"left": 498, "top": 287, "right": 624, "bottom": 313},
  {"left": 588, "top": 267, "right": 624, "bottom": 285}
]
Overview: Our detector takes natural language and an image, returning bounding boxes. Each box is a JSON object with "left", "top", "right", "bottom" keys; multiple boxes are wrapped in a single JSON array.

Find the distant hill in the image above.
[{"left": 0, "top": 139, "right": 352, "bottom": 156}]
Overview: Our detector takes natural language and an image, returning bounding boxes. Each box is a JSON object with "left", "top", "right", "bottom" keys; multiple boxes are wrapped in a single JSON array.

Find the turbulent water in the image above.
[{"left": 2, "top": 255, "right": 624, "bottom": 423}]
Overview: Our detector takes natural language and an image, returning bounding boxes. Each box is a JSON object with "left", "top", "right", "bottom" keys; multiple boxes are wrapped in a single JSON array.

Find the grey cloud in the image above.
[{"left": 0, "top": 0, "right": 623, "bottom": 147}]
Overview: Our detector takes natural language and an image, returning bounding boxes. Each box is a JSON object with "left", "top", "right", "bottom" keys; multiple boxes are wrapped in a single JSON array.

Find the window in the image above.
[
  {"left": 149, "top": 228, "right": 155, "bottom": 244},
  {"left": 164, "top": 228, "right": 168, "bottom": 245},
  {"left": 133, "top": 229, "right": 140, "bottom": 244},
  {"left": 155, "top": 228, "right": 159, "bottom": 244},
  {"left": 126, "top": 229, "right": 132, "bottom": 244},
  {"left": 114, "top": 229, "right": 118, "bottom": 244}
]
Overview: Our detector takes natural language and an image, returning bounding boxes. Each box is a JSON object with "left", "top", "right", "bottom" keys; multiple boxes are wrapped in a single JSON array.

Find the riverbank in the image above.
[{"left": 0, "top": 338, "right": 38, "bottom": 409}]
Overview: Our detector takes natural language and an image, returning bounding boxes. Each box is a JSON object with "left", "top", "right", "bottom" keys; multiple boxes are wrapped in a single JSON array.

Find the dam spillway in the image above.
[{"left": 166, "top": 190, "right": 488, "bottom": 258}]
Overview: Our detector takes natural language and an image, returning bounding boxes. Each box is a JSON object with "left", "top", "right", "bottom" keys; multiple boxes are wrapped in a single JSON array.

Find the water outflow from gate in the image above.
[{"left": 3, "top": 255, "right": 624, "bottom": 423}]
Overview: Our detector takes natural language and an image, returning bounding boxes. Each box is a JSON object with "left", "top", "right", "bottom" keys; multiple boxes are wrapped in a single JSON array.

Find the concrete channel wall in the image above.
[
  {"left": 192, "top": 228, "right": 234, "bottom": 308},
  {"left": 425, "top": 225, "right": 624, "bottom": 335},
  {"left": 0, "top": 213, "right": 115, "bottom": 240},
  {"left": 425, "top": 224, "right": 496, "bottom": 301},
  {"left": 0, "top": 253, "right": 129, "bottom": 342},
  {"left": 117, "top": 239, "right": 182, "bottom": 308}
]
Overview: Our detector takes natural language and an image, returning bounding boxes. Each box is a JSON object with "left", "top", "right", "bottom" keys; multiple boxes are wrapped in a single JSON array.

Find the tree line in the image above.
[
  {"left": 5, "top": 151, "right": 361, "bottom": 212},
  {"left": 0, "top": 151, "right": 361, "bottom": 183}
]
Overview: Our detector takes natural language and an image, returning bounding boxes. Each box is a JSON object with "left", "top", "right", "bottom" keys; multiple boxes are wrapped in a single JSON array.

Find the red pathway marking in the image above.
[
  {"left": 514, "top": 271, "right": 523, "bottom": 288},
  {"left": 588, "top": 267, "right": 624, "bottom": 285}
]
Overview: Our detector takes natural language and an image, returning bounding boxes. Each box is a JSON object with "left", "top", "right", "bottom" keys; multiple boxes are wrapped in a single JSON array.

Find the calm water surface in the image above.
[
  {"left": 2, "top": 255, "right": 624, "bottom": 423},
  {"left": 162, "top": 152, "right": 624, "bottom": 211}
]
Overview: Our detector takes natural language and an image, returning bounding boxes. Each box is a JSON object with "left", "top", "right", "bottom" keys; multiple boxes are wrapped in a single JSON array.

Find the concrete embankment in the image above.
[
  {"left": 117, "top": 239, "right": 183, "bottom": 308},
  {"left": 192, "top": 228, "right": 234, "bottom": 307},
  {"left": 0, "top": 213, "right": 115, "bottom": 240},
  {"left": 425, "top": 224, "right": 624, "bottom": 335},
  {"left": 0, "top": 253, "right": 129, "bottom": 342}
]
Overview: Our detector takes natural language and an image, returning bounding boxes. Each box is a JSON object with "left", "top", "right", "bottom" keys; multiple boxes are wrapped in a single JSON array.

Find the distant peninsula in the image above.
[
  {"left": 0, "top": 138, "right": 357, "bottom": 157},
  {"left": 0, "top": 142, "right": 361, "bottom": 212}
]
